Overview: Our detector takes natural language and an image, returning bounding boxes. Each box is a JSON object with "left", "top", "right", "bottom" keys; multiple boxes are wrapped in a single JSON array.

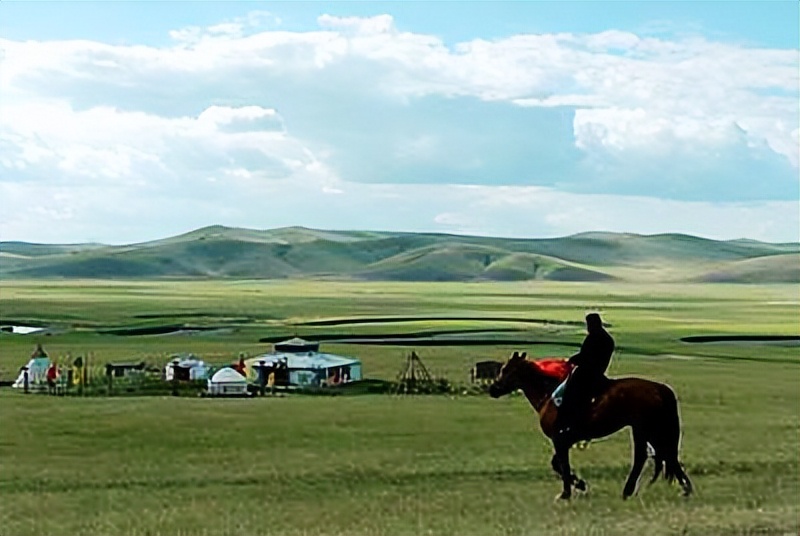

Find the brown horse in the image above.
[{"left": 489, "top": 351, "right": 692, "bottom": 500}]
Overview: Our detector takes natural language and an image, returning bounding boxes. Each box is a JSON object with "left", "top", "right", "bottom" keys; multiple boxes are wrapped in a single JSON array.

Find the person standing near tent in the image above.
[
  {"left": 46, "top": 362, "right": 58, "bottom": 395},
  {"left": 233, "top": 357, "right": 246, "bottom": 377}
]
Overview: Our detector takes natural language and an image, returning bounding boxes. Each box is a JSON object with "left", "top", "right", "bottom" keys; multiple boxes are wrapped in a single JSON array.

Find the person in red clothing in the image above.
[
  {"left": 46, "top": 362, "right": 58, "bottom": 394},
  {"left": 232, "top": 357, "right": 246, "bottom": 376}
]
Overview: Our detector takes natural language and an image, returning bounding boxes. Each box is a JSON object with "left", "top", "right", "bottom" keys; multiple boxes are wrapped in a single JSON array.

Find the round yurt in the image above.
[
  {"left": 206, "top": 367, "right": 248, "bottom": 397},
  {"left": 165, "top": 354, "right": 210, "bottom": 381}
]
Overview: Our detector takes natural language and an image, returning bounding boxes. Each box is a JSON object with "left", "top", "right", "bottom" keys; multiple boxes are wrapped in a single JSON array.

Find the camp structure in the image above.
[
  {"left": 396, "top": 350, "right": 434, "bottom": 394},
  {"left": 105, "top": 361, "right": 146, "bottom": 379},
  {"left": 206, "top": 367, "right": 248, "bottom": 396},
  {"left": 165, "top": 354, "right": 210, "bottom": 381},
  {"left": 12, "top": 344, "right": 51, "bottom": 391},
  {"left": 470, "top": 360, "right": 503, "bottom": 384},
  {"left": 246, "top": 337, "right": 361, "bottom": 389}
]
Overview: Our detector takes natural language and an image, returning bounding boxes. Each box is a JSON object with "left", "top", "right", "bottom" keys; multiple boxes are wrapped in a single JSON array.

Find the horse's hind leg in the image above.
[
  {"left": 623, "top": 428, "right": 648, "bottom": 499},
  {"left": 649, "top": 452, "right": 663, "bottom": 485},
  {"left": 668, "top": 460, "right": 693, "bottom": 497}
]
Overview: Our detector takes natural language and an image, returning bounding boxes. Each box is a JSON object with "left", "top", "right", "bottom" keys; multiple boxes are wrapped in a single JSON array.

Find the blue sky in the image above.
[
  {"left": 0, "top": 1, "right": 797, "bottom": 243},
  {"left": 3, "top": 2, "right": 798, "bottom": 48}
]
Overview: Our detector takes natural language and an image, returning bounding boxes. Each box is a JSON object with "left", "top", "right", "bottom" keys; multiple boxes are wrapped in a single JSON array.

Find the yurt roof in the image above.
[
  {"left": 273, "top": 337, "right": 320, "bottom": 353},
  {"left": 210, "top": 367, "right": 247, "bottom": 383},
  {"left": 169, "top": 358, "right": 206, "bottom": 368}
]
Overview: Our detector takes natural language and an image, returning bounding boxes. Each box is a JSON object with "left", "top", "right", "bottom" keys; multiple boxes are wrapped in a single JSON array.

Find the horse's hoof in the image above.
[{"left": 575, "top": 479, "right": 587, "bottom": 492}]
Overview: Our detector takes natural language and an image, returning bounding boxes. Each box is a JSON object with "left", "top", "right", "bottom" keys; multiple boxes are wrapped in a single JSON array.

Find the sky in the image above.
[{"left": 0, "top": 1, "right": 798, "bottom": 244}]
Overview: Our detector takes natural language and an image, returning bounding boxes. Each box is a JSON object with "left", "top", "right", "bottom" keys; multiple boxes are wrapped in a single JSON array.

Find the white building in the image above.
[{"left": 245, "top": 338, "right": 362, "bottom": 388}]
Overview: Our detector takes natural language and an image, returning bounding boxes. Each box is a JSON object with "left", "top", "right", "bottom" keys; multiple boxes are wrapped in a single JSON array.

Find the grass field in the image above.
[{"left": 0, "top": 280, "right": 798, "bottom": 535}]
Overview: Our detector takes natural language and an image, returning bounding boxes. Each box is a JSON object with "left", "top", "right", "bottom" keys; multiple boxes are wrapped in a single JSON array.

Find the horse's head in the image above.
[{"left": 488, "top": 351, "right": 528, "bottom": 398}]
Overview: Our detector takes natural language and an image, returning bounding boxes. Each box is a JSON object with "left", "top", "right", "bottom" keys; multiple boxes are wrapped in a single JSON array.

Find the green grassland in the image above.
[{"left": 0, "top": 280, "right": 798, "bottom": 536}]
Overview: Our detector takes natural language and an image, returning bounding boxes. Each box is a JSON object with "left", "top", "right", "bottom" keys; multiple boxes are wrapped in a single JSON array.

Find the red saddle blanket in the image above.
[{"left": 532, "top": 358, "right": 573, "bottom": 382}]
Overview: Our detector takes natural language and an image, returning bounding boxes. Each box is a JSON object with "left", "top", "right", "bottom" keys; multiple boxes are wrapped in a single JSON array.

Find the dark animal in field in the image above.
[
  {"left": 471, "top": 360, "right": 503, "bottom": 384},
  {"left": 489, "top": 351, "right": 693, "bottom": 500}
]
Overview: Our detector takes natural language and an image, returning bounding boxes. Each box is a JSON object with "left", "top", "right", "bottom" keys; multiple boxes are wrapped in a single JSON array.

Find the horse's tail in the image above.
[{"left": 656, "top": 385, "right": 693, "bottom": 496}]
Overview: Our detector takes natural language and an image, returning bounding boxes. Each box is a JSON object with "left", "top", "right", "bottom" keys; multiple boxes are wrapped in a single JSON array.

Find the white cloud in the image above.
[
  {"left": 2, "top": 177, "right": 797, "bottom": 244},
  {"left": 168, "top": 10, "right": 282, "bottom": 44},
  {"left": 0, "top": 101, "right": 321, "bottom": 189},
  {"left": 317, "top": 14, "right": 395, "bottom": 35},
  {"left": 2, "top": 19, "right": 795, "bottom": 167}
]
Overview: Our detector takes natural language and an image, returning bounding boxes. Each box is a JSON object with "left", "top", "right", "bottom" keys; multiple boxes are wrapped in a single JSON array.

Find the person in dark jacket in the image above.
[{"left": 555, "top": 313, "right": 615, "bottom": 439}]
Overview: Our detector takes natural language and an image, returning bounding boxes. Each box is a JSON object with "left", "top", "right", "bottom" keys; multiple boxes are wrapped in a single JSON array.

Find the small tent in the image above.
[
  {"left": 12, "top": 344, "right": 51, "bottom": 389},
  {"left": 165, "top": 354, "right": 210, "bottom": 381},
  {"left": 207, "top": 367, "right": 248, "bottom": 396}
]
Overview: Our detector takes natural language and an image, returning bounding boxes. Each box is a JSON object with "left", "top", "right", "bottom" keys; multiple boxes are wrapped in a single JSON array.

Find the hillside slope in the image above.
[
  {"left": 1, "top": 226, "right": 797, "bottom": 282},
  {"left": 694, "top": 253, "right": 800, "bottom": 283}
]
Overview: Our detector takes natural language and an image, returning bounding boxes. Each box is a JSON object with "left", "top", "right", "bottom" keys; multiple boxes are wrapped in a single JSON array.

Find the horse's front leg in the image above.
[
  {"left": 554, "top": 443, "right": 572, "bottom": 500},
  {"left": 550, "top": 453, "right": 586, "bottom": 492}
]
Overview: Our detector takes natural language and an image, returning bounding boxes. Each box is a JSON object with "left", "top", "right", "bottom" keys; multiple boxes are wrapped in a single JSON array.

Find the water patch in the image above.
[
  {"left": 0, "top": 325, "right": 45, "bottom": 334},
  {"left": 681, "top": 335, "right": 800, "bottom": 346},
  {"left": 650, "top": 354, "right": 698, "bottom": 361},
  {"left": 294, "top": 316, "right": 587, "bottom": 327},
  {"left": 259, "top": 331, "right": 582, "bottom": 348},
  {"left": 101, "top": 325, "right": 222, "bottom": 336}
]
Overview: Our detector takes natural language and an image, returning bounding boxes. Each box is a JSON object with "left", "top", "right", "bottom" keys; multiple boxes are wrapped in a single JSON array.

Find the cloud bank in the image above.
[{"left": 0, "top": 13, "right": 797, "bottom": 243}]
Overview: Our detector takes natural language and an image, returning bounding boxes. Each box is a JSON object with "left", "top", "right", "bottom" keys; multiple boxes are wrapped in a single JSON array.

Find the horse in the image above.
[{"left": 489, "top": 351, "right": 692, "bottom": 500}]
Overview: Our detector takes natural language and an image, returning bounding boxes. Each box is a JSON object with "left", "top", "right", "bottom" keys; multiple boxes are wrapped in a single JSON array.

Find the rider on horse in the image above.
[{"left": 555, "top": 312, "right": 615, "bottom": 439}]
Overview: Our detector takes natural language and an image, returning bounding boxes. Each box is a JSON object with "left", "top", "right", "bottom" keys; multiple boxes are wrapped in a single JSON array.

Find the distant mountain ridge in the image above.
[{"left": 1, "top": 226, "right": 798, "bottom": 283}]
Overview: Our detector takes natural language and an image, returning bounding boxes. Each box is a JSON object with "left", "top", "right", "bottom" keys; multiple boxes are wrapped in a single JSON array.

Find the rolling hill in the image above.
[
  {"left": 0, "top": 226, "right": 797, "bottom": 283},
  {"left": 694, "top": 253, "right": 800, "bottom": 283}
]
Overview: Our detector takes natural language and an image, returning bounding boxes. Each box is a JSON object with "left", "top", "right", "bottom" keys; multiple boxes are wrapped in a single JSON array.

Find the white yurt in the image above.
[
  {"left": 206, "top": 367, "right": 248, "bottom": 396},
  {"left": 165, "top": 354, "right": 210, "bottom": 381}
]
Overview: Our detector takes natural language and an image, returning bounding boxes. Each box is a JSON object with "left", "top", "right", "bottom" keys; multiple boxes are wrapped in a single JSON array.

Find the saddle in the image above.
[{"left": 552, "top": 369, "right": 611, "bottom": 408}]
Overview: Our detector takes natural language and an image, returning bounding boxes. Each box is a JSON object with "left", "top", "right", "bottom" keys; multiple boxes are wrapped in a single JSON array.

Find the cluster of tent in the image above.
[
  {"left": 11, "top": 338, "right": 362, "bottom": 397},
  {"left": 166, "top": 338, "right": 363, "bottom": 396}
]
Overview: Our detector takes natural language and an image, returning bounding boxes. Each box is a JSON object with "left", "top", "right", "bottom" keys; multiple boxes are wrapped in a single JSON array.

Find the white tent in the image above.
[
  {"left": 165, "top": 356, "right": 210, "bottom": 381},
  {"left": 207, "top": 367, "right": 248, "bottom": 396},
  {"left": 12, "top": 356, "right": 50, "bottom": 389}
]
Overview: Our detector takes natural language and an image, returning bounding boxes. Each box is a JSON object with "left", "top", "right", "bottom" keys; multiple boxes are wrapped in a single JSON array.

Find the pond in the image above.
[
  {"left": 0, "top": 325, "right": 45, "bottom": 335},
  {"left": 681, "top": 335, "right": 800, "bottom": 346}
]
